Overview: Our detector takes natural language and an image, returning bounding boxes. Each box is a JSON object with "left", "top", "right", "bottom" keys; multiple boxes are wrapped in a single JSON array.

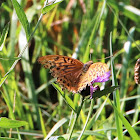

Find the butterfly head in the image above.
[{"left": 82, "top": 61, "right": 93, "bottom": 73}]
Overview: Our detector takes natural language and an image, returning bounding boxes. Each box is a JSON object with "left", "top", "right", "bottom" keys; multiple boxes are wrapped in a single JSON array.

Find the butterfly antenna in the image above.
[
  {"left": 90, "top": 53, "right": 92, "bottom": 60},
  {"left": 97, "top": 55, "right": 113, "bottom": 60},
  {"left": 89, "top": 45, "right": 92, "bottom": 60}
]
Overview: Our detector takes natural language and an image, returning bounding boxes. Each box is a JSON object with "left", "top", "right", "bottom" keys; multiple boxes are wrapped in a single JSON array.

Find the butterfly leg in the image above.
[{"left": 90, "top": 85, "right": 100, "bottom": 99}]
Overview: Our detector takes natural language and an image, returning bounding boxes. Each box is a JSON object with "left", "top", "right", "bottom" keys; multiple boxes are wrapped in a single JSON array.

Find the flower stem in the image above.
[
  {"left": 68, "top": 96, "right": 85, "bottom": 140},
  {"left": 77, "top": 99, "right": 95, "bottom": 140}
]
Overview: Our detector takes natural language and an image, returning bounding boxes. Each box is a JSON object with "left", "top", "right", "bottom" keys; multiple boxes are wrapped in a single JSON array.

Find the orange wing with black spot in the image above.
[{"left": 38, "top": 55, "right": 84, "bottom": 93}]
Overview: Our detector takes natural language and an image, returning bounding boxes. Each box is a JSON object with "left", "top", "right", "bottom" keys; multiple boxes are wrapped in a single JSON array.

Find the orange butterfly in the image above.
[
  {"left": 134, "top": 58, "right": 140, "bottom": 84},
  {"left": 38, "top": 55, "right": 111, "bottom": 98}
]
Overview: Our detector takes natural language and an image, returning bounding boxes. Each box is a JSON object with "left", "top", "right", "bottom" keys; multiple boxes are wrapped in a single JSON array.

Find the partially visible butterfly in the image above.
[
  {"left": 38, "top": 55, "right": 110, "bottom": 93},
  {"left": 134, "top": 58, "right": 140, "bottom": 84}
]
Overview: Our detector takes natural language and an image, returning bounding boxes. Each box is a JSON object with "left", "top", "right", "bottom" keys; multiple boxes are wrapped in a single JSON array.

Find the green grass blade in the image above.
[
  {"left": 111, "top": 101, "right": 140, "bottom": 139},
  {"left": 0, "top": 22, "right": 9, "bottom": 51},
  {"left": 42, "top": 0, "right": 64, "bottom": 14},
  {"left": 68, "top": 96, "right": 85, "bottom": 140},
  {"left": 107, "top": 0, "right": 140, "bottom": 23},
  {"left": 77, "top": 99, "right": 94, "bottom": 140},
  {"left": 0, "top": 117, "right": 28, "bottom": 128},
  {"left": 19, "top": 29, "right": 40, "bottom": 128},
  {"left": 120, "top": 27, "right": 135, "bottom": 98},
  {"left": 44, "top": 118, "right": 68, "bottom": 140},
  {"left": 8, "top": 9, "right": 18, "bottom": 57},
  {"left": 133, "top": 85, "right": 140, "bottom": 124},
  {"left": 72, "top": 12, "right": 98, "bottom": 59},
  {"left": 110, "top": 32, "right": 123, "bottom": 140},
  {"left": 0, "top": 75, "right": 8, "bottom": 87},
  {"left": 83, "top": 0, "right": 106, "bottom": 63},
  {"left": 1, "top": 90, "right": 15, "bottom": 119},
  {"left": 52, "top": 83, "right": 76, "bottom": 112},
  {"left": 39, "top": 108, "right": 47, "bottom": 137},
  {"left": 11, "top": 0, "right": 30, "bottom": 40},
  {"left": 48, "top": 136, "right": 65, "bottom": 140},
  {"left": 0, "top": 137, "right": 18, "bottom": 140},
  {"left": 81, "top": 95, "right": 109, "bottom": 140}
]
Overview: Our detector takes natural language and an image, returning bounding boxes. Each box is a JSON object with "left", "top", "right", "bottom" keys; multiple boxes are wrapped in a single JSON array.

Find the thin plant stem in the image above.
[
  {"left": 68, "top": 96, "right": 85, "bottom": 140},
  {"left": 9, "top": 92, "right": 16, "bottom": 138},
  {"left": 77, "top": 99, "right": 95, "bottom": 140}
]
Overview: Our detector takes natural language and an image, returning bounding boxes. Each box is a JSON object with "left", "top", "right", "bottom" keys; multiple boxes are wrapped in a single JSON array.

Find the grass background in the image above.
[{"left": 0, "top": 0, "right": 140, "bottom": 139}]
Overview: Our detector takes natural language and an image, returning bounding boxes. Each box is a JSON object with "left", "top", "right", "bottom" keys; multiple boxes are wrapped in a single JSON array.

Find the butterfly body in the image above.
[{"left": 38, "top": 55, "right": 110, "bottom": 93}]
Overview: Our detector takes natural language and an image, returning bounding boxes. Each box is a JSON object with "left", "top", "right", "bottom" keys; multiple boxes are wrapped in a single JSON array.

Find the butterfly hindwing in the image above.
[{"left": 78, "top": 62, "right": 109, "bottom": 92}]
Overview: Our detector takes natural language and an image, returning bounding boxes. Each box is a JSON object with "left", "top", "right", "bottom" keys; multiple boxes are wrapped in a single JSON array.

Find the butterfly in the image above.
[
  {"left": 134, "top": 58, "right": 140, "bottom": 84},
  {"left": 38, "top": 55, "right": 111, "bottom": 97}
]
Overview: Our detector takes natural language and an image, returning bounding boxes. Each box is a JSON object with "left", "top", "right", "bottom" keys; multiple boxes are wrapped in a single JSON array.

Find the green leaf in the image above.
[
  {"left": 42, "top": 0, "right": 63, "bottom": 14},
  {"left": 0, "top": 117, "right": 28, "bottom": 128},
  {"left": 84, "top": 86, "right": 119, "bottom": 100},
  {"left": 11, "top": 0, "right": 30, "bottom": 40},
  {"left": 57, "top": 137, "right": 65, "bottom": 140},
  {"left": 0, "top": 23, "right": 9, "bottom": 51}
]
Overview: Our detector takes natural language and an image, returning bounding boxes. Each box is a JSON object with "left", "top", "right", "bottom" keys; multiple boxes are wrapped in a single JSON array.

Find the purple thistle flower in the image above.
[{"left": 90, "top": 71, "right": 111, "bottom": 98}]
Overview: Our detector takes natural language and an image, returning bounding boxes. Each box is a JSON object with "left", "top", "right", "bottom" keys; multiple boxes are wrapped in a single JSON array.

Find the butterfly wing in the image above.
[
  {"left": 38, "top": 55, "right": 84, "bottom": 93},
  {"left": 78, "top": 62, "right": 110, "bottom": 92}
]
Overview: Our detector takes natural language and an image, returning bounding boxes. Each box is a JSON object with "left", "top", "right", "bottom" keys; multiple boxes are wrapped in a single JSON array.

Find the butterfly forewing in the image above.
[{"left": 38, "top": 55, "right": 84, "bottom": 92}]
